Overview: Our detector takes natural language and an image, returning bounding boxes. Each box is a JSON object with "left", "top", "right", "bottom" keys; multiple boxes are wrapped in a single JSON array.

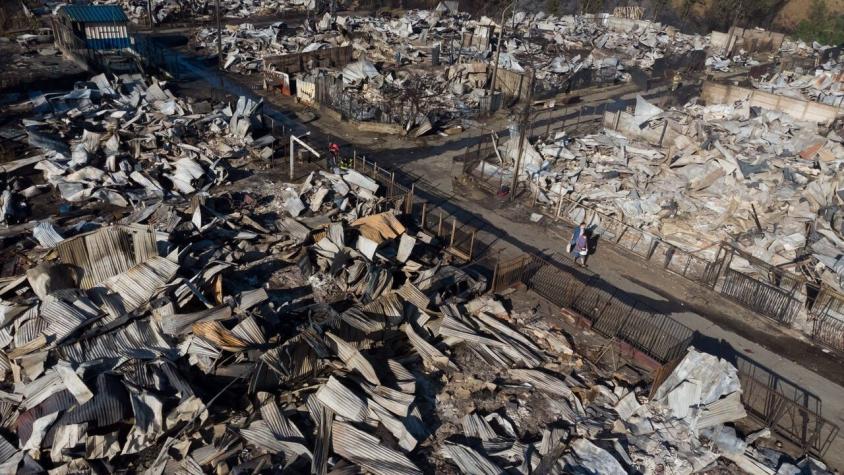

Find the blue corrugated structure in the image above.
[
  {"left": 60, "top": 5, "right": 128, "bottom": 23},
  {"left": 54, "top": 5, "right": 131, "bottom": 52}
]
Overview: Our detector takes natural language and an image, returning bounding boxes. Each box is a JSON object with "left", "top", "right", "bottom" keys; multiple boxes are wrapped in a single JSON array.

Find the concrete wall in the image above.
[
  {"left": 702, "top": 81, "right": 842, "bottom": 125},
  {"left": 263, "top": 46, "right": 353, "bottom": 75},
  {"left": 711, "top": 27, "right": 785, "bottom": 56}
]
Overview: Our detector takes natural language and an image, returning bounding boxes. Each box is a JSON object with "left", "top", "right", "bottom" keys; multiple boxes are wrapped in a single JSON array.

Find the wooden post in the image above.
[
  {"left": 289, "top": 135, "right": 295, "bottom": 180},
  {"left": 450, "top": 218, "right": 457, "bottom": 247},
  {"left": 437, "top": 211, "right": 443, "bottom": 237},
  {"left": 467, "top": 231, "right": 475, "bottom": 261},
  {"left": 492, "top": 257, "right": 500, "bottom": 292},
  {"left": 555, "top": 192, "right": 564, "bottom": 220},
  {"left": 421, "top": 202, "right": 428, "bottom": 231},
  {"left": 353, "top": 149, "right": 357, "bottom": 170},
  {"left": 407, "top": 183, "right": 415, "bottom": 215},
  {"left": 390, "top": 171, "right": 395, "bottom": 198}
]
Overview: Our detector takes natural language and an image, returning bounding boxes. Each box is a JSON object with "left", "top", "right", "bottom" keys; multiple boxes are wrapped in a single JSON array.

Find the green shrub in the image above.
[{"left": 794, "top": 0, "right": 844, "bottom": 46}]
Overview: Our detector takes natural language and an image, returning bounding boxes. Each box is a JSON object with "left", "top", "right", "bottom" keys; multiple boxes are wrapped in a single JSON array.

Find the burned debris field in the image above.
[
  {"left": 0, "top": 1, "right": 842, "bottom": 474},
  {"left": 0, "top": 73, "right": 756, "bottom": 474}
]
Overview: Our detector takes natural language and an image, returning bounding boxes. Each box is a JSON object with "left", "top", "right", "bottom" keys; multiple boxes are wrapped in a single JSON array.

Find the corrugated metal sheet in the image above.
[
  {"left": 367, "top": 402, "right": 417, "bottom": 451},
  {"left": 258, "top": 400, "right": 312, "bottom": 462},
  {"left": 231, "top": 317, "right": 265, "bottom": 345},
  {"left": 260, "top": 336, "right": 323, "bottom": 384},
  {"left": 326, "top": 332, "right": 379, "bottom": 385},
  {"left": 397, "top": 282, "right": 429, "bottom": 310},
  {"left": 60, "top": 5, "right": 128, "bottom": 23},
  {"left": 14, "top": 307, "right": 44, "bottom": 347},
  {"left": 58, "top": 319, "right": 173, "bottom": 363},
  {"left": 508, "top": 369, "right": 573, "bottom": 399},
  {"left": 33, "top": 222, "right": 64, "bottom": 248},
  {"left": 461, "top": 414, "right": 498, "bottom": 441},
  {"left": 192, "top": 321, "right": 247, "bottom": 350},
  {"left": 40, "top": 296, "right": 97, "bottom": 341},
  {"left": 386, "top": 359, "right": 416, "bottom": 394},
  {"left": 21, "top": 370, "right": 64, "bottom": 411},
  {"left": 0, "top": 435, "right": 17, "bottom": 463},
  {"left": 438, "top": 310, "right": 505, "bottom": 348},
  {"left": 359, "top": 382, "right": 413, "bottom": 418},
  {"left": 260, "top": 400, "right": 304, "bottom": 440},
  {"left": 240, "top": 421, "right": 286, "bottom": 452},
  {"left": 158, "top": 361, "right": 195, "bottom": 398},
  {"left": 312, "top": 404, "right": 332, "bottom": 475},
  {"left": 404, "top": 323, "right": 453, "bottom": 370},
  {"left": 160, "top": 305, "right": 232, "bottom": 336},
  {"left": 56, "top": 225, "right": 159, "bottom": 290},
  {"left": 315, "top": 377, "right": 368, "bottom": 423},
  {"left": 440, "top": 442, "right": 502, "bottom": 475},
  {"left": 236, "top": 289, "right": 268, "bottom": 312},
  {"left": 91, "top": 255, "right": 179, "bottom": 316},
  {"left": 56, "top": 374, "right": 130, "bottom": 428},
  {"left": 332, "top": 421, "right": 421, "bottom": 475},
  {"left": 16, "top": 390, "right": 76, "bottom": 448}
]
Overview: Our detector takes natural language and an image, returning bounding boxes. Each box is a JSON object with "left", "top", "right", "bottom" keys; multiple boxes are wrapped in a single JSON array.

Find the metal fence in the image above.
[
  {"left": 418, "top": 203, "right": 477, "bottom": 262},
  {"left": 721, "top": 267, "right": 803, "bottom": 326},
  {"left": 490, "top": 252, "right": 840, "bottom": 460},
  {"left": 492, "top": 253, "right": 694, "bottom": 363},
  {"left": 739, "top": 370, "right": 839, "bottom": 458}
]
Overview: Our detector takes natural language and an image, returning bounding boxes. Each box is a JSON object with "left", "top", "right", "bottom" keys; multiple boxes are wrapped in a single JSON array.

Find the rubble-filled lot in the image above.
[
  {"left": 0, "top": 36, "right": 86, "bottom": 93},
  {"left": 755, "top": 48, "right": 843, "bottom": 108},
  {"left": 0, "top": 72, "right": 836, "bottom": 473},
  {"left": 190, "top": 8, "right": 709, "bottom": 130},
  {"left": 502, "top": 12, "right": 707, "bottom": 85},
  {"left": 94, "top": 0, "right": 310, "bottom": 24},
  {"left": 479, "top": 94, "right": 844, "bottom": 298}
]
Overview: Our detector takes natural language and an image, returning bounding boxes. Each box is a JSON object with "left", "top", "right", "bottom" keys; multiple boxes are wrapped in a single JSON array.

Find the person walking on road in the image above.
[
  {"left": 568, "top": 222, "right": 589, "bottom": 267},
  {"left": 328, "top": 142, "right": 341, "bottom": 170}
]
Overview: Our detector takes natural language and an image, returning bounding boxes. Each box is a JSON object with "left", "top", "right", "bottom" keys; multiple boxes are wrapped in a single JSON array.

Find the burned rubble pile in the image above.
[
  {"left": 706, "top": 37, "right": 836, "bottom": 75},
  {"left": 198, "top": 10, "right": 486, "bottom": 128},
  {"left": 486, "top": 95, "right": 844, "bottom": 293},
  {"left": 198, "top": 9, "right": 708, "bottom": 129},
  {"left": 0, "top": 73, "right": 833, "bottom": 473},
  {"left": 755, "top": 49, "right": 844, "bottom": 108},
  {"left": 194, "top": 10, "right": 470, "bottom": 76},
  {"left": 95, "top": 0, "right": 311, "bottom": 24},
  {"left": 20, "top": 73, "right": 272, "bottom": 212},
  {"left": 501, "top": 12, "right": 707, "bottom": 91}
]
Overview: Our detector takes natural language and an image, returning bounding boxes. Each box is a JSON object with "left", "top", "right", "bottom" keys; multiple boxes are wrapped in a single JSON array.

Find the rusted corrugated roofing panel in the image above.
[{"left": 331, "top": 421, "right": 421, "bottom": 475}]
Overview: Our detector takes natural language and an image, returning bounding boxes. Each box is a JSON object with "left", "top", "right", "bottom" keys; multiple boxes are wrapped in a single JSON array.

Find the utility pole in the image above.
[
  {"left": 510, "top": 68, "right": 535, "bottom": 201},
  {"left": 216, "top": 0, "right": 223, "bottom": 70},
  {"left": 146, "top": 0, "right": 153, "bottom": 28},
  {"left": 489, "top": 2, "right": 516, "bottom": 107}
]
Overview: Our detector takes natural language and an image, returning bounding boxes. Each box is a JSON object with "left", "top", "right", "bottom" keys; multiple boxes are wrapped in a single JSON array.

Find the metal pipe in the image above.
[
  {"left": 488, "top": 1, "right": 517, "bottom": 100},
  {"left": 510, "top": 68, "right": 535, "bottom": 201},
  {"left": 216, "top": 0, "right": 222, "bottom": 70},
  {"left": 289, "top": 132, "right": 316, "bottom": 179}
]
